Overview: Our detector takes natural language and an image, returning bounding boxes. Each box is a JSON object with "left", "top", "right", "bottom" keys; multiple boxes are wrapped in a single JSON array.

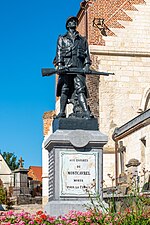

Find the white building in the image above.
[{"left": 0, "top": 154, "right": 13, "bottom": 189}]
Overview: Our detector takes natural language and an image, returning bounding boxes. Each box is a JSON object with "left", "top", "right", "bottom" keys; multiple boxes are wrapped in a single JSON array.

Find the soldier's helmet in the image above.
[{"left": 66, "top": 16, "right": 78, "bottom": 30}]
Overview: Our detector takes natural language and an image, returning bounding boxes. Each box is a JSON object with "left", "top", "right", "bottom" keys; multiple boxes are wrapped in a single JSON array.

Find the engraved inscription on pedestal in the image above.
[{"left": 60, "top": 151, "right": 98, "bottom": 197}]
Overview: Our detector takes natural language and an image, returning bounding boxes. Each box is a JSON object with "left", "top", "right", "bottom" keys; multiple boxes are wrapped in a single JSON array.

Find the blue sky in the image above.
[{"left": 0, "top": 0, "right": 81, "bottom": 168}]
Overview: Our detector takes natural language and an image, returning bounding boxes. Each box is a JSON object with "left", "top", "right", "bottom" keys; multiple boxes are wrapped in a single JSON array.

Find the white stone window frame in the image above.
[{"left": 139, "top": 87, "right": 150, "bottom": 112}]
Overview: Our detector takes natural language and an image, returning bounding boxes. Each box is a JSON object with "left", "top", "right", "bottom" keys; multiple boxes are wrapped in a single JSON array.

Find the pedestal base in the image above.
[
  {"left": 45, "top": 200, "right": 108, "bottom": 217},
  {"left": 45, "top": 200, "right": 89, "bottom": 217}
]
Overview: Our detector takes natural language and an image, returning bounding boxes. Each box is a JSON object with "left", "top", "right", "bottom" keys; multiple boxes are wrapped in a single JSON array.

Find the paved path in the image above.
[{"left": 1, "top": 204, "right": 44, "bottom": 214}]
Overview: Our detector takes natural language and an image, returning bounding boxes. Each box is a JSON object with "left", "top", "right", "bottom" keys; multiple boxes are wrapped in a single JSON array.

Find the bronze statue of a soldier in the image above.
[
  {"left": 42, "top": 16, "right": 114, "bottom": 119},
  {"left": 55, "top": 16, "right": 93, "bottom": 119}
]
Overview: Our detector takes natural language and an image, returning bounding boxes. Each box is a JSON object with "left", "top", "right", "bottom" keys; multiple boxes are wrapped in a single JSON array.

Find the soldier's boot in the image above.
[
  {"left": 78, "top": 93, "right": 93, "bottom": 119},
  {"left": 56, "top": 94, "right": 67, "bottom": 118}
]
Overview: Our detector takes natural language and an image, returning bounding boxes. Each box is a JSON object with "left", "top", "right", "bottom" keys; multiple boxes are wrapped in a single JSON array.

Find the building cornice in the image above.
[
  {"left": 113, "top": 109, "right": 150, "bottom": 140},
  {"left": 90, "top": 45, "right": 150, "bottom": 57}
]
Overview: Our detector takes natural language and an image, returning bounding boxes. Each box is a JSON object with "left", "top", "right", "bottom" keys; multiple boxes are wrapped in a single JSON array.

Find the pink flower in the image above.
[
  {"left": 6, "top": 210, "right": 14, "bottom": 216},
  {"left": 75, "top": 211, "right": 83, "bottom": 216},
  {"left": 96, "top": 215, "right": 102, "bottom": 220},
  {"left": 47, "top": 216, "right": 56, "bottom": 222},
  {"left": 1, "top": 223, "right": 11, "bottom": 225},
  {"left": 114, "top": 217, "right": 118, "bottom": 221},
  {"left": 28, "top": 221, "right": 34, "bottom": 224},
  {"left": 0, "top": 216, "right": 7, "bottom": 221},
  {"left": 66, "top": 219, "right": 72, "bottom": 224},
  {"left": 60, "top": 216, "right": 67, "bottom": 221},
  {"left": 86, "top": 217, "right": 92, "bottom": 222},
  {"left": 85, "top": 210, "right": 93, "bottom": 217},
  {"left": 71, "top": 222, "right": 78, "bottom": 225}
]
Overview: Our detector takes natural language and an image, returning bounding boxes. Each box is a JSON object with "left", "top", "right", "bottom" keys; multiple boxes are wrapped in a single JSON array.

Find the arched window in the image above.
[
  {"left": 139, "top": 87, "right": 150, "bottom": 112},
  {"left": 144, "top": 92, "right": 150, "bottom": 111}
]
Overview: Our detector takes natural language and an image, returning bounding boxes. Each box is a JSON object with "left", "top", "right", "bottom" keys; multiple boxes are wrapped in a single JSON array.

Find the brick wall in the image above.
[
  {"left": 86, "top": 54, "right": 100, "bottom": 118},
  {"left": 43, "top": 111, "right": 55, "bottom": 136},
  {"left": 78, "top": 0, "right": 146, "bottom": 45}
]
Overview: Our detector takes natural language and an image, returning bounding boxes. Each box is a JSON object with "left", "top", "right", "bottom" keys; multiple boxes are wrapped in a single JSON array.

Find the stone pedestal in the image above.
[
  {"left": 53, "top": 117, "right": 99, "bottom": 132},
  {"left": 43, "top": 118, "right": 108, "bottom": 217},
  {"left": 13, "top": 168, "right": 29, "bottom": 196}
]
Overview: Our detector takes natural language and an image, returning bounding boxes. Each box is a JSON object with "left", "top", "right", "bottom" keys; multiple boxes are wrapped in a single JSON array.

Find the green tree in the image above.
[{"left": 2, "top": 152, "right": 20, "bottom": 171}]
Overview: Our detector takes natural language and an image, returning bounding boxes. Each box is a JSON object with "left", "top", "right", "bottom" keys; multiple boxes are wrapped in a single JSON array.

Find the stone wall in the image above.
[
  {"left": 122, "top": 124, "right": 150, "bottom": 177},
  {"left": 103, "top": 152, "right": 116, "bottom": 186},
  {"left": 42, "top": 111, "right": 56, "bottom": 205},
  {"left": 118, "top": 123, "right": 150, "bottom": 187},
  {"left": 16, "top": 196, "right": 42, "bottom": 205}
]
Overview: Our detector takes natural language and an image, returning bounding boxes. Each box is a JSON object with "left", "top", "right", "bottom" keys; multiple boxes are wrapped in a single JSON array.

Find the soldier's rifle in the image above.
[{"left": 42, "top": 67, "right": 115, "bottom": 77}]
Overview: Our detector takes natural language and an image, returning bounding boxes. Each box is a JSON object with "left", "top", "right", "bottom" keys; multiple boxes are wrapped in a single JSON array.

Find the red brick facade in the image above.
[
  {"left": 43, "top": 111, "right": 55, "bottom": 136},
  {"left": 86, "top": 54, "right": 100, "bottom": 118},
  {"left": 77, "top": 0, "right": 145, "bottom": 45}
]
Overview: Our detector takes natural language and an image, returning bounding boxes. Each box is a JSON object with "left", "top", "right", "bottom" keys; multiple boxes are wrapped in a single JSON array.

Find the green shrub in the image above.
[{"left": 0, "top": 186, "right": 6, "bottom": 204}]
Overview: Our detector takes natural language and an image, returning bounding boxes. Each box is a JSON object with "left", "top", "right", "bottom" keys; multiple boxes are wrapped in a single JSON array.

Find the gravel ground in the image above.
[{"left": 3, "top": 204, "right": 44, "bottom": 214}]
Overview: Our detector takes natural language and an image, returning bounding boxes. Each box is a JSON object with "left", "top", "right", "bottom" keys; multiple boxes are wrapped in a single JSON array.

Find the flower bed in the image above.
[{"left": 0, "top": 208, "right": 150, "bottom": 225}]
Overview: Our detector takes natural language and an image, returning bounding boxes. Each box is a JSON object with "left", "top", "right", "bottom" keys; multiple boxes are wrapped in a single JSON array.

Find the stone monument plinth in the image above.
[
  {"left": 44, "top": 118, "right": 108, "bottom": 216},
  {"left": 13, "top": 167, "right": 29, "bottom": 196}
]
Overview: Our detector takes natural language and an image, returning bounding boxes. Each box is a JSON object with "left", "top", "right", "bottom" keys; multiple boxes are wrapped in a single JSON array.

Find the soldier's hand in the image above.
[
  {"left": 83, "top": 64, "right": 90, "bottom": 73},
  {"left": 58, "top": 64, "right": 64, "bottom": 71},
  {"left": 58, "top": 64, "right": 66, "bottom": 74}
]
